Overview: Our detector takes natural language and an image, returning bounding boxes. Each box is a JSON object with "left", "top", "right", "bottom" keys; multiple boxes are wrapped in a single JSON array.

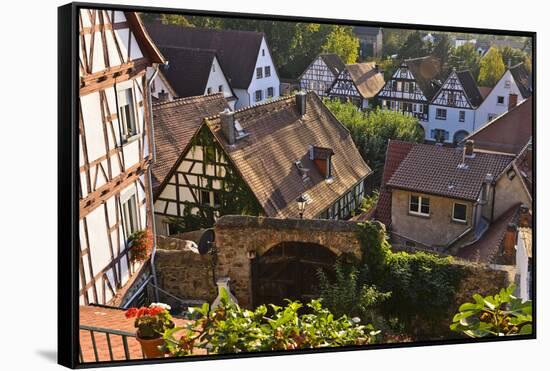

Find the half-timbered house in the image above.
[
  {"left": 298, "top": 54, "right": 345, "bottom": 97},
  {"left": 153, "top": 92, "right": 372, "bottom": 234},
  {"left": 426, "top": 69, "right": 483, "bottom": 143},
  {"left": 78, "top": 9, "right": 165, "bottom": 306},
  {"left": 327, "top": 62, "right": 385, "bottom": 109},
  {"left": 146, "top": 23, "right": 280, "bottom": 109},
  {"left": 152, "top": 47, "right": 237, "bottom": 109},
  {"left": 377, "top": 56, "right": 442, "bottom": 126}
]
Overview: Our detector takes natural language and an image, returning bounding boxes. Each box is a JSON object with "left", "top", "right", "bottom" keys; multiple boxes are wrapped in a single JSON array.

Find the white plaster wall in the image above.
[
  {"left": 205, "top": 56, "right": 234, "bottom": 100},
  {"left": 426, "top": 106, "right": 476, "bottom": 142},
  {"left": 246, "top": 37, "right": 280, "bottom": 107}
]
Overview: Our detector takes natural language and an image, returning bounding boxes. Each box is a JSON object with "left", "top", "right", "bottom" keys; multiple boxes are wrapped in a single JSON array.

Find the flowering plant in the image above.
[
  {"left": 128, "top": 229, "right": 154, "bottom": 263},
  {"left": 125, "top": 303, "right": 175, "bottom": 339}
]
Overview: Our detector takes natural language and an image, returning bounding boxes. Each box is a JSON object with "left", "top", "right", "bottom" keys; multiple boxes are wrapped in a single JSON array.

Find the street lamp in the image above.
[{"left": 296, "top": 194, "right": 307, "bottom": 219}]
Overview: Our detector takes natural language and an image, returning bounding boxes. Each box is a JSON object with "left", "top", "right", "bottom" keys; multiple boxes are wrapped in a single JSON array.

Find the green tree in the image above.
[
  {"left": 382, "top": 29, "right": 413, "bottom": 57},
  {"left": 432, "top": 34, "right": 452, "bottom": 67},
  {"left": 323, "top": 99, "right": 423, "bottom": 179},
  {"left": 161, "top": 14, "right": 195, "bottom": 27},
  {"left": 321, "top": 26, "right": 359, "bottom": 64},
  {"left": 449, "top": 43, "right": 481, "bottom": 79},
  {"left": 398, "top": 31, "right": 428, "bottom": 60},
  {"left": 478, "top": 47, "right": 506, "bottom": 87},
  {"left": 499, "top": 46, "right": 529, "bottom": 68}
]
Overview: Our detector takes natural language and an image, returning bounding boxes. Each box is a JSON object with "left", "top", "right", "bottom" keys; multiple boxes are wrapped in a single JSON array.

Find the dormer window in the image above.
[
  {"left": 309, "top": 145, "right": 334, "bottom": 180},
  {"left": 234, "top": 120, "right": 248, "bottom": 139},
  {"left": 295, "top": 160, "right": 310, "bottom": 181}
]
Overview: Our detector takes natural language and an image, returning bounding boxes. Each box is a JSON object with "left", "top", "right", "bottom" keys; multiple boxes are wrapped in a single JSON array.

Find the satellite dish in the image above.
[{"left": 198, "top": 229, "right": 215, "bottom": 255}]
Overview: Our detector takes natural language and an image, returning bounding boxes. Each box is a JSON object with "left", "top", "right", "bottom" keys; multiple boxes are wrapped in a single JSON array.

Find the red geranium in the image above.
[
  {"left": 125, "top": 303, "right": 175, "bottom": 340},
  {"left": 127, "top": 229, "right": 154, "bottom": 263}
]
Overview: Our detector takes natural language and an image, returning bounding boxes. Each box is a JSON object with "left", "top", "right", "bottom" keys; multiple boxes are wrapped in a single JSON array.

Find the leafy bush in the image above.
[
  {"left": 162, "top": 289, "right": 379, "bottom": 356},
  {"left": 450, "top": 285, "right": 532, "bottom": 337}
]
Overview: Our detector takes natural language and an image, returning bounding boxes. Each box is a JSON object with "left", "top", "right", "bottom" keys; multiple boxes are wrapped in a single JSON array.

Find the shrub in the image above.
[
  {"left": 162, "top": 289, "right": 379, "bottom": 356},
  {"left": 450, "top": 285, "right": 532, "bottom": 337},
  {"left": 125, "top": 303, "right": 175, "bottom": 339},
  {"left": 127, "top": 229, "right": 153, "bottom": 263}
]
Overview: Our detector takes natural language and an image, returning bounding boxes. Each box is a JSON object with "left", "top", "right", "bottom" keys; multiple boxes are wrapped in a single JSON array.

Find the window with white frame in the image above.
[
  {"left": 218, "top": 85, "right": 223, "bottom": 93},
  {"left": 459, "top": 110, "right": 465, "bottom": 122},
  {"left": 436, "top": 108, "right": 447, "bottom": 120},
  {"left": 255, "top": 90, "right": 263, "bottom": 102},
  {"left": 409, "top": 195, "right": 430, "bottom": 216},
  {"left": 452, "top": 203, "right": 467, "bottom": 222},
  {"left": 256, "top": 67, "right": 263, "bottom": 79},
  {"left": 121, "top": 191, "right": 138, "bottom": 237},
  {"left": 207, "top": 87, "right": 212, "bottom": 94},
  {"left": 265, "top": 66, "right": 271, "bottom": 77},
  {"left": 497, "top": 96, "right": 505, "bottom": 105},
  {"left": 267, "top": 87, "right": 274, "bottom": 98},
  {"left": 117, "top": 87, "right": 137, "bottom": 141}
]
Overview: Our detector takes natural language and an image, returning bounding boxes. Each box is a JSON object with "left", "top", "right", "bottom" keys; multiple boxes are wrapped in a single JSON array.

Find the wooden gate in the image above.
[{"left": 251, "top": 242, "right": 337, "bottom": 308}]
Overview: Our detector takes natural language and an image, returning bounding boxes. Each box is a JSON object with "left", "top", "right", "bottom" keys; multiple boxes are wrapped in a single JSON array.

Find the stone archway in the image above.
[{"left": 251, "top": 241, "right": 337, "bottom": 307}]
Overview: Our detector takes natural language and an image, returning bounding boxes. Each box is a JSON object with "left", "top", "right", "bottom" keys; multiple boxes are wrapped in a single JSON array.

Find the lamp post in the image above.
[{"left": 296, "top": 194, "right": 307, "bottom": 219}]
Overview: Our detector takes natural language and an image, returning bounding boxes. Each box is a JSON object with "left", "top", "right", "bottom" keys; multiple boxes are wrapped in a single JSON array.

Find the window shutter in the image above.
[{"left": 444, "top": 131, "right": 449, "bottom": 140}]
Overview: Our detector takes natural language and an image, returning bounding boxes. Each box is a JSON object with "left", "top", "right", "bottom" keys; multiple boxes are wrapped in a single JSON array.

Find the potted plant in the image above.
[
  {"left": 127, "top": 229, "right": 153, "bottom": 263},
  {"left": 125, "top": 303, "right": 175, "bottom": 358}
]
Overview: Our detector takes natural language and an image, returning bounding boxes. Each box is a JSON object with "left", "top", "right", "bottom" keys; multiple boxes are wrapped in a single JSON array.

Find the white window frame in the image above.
[
  {"left": 255, "top": 89, "right": 263, "bottom": 102},
  {"left": 267, "top": 87, "right": 274, "bottom": 98},
  {"left": 497, "top": 96, "right": 505, "bottom": 105},
  {"left": 452, "top": 202, "right": 468, "bottom": 223},
  {"left": 436, "top": 108, "right": 447, "bottom": 120},
  {"left": 121, "top": 189, "right": 139, "bottom": 238},
  {"left": 265, "top": 66, "right": 271, "bottom": 77},
  {"left": 459, "top": 110, "right": 465, "bottom": 122},
  {"left": 409, "top": 194, "right": 430, "bottom": 216},
  {"left": 256, "top": 67, "right": 263, "bottom": 79},
  {"left": 117, "top": 85, "right": 138, "bottom": 142}
]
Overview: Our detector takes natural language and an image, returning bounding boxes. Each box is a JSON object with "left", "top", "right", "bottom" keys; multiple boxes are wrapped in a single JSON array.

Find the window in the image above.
[
  {"left": 431, "top": 129, "right": 448, "bottom": 143},
  {"left": 409, "top": 195, "right": 430, "bottom": 216},
  {"left": 497, "top": 96, "right": 505, "bottom": 105},
  {"left": 201, "top": 190, "right": 211, "bottom": 206},
  {"left": 404, "top": 82, "right": 410, "bottom": 92},
  {"left": 459, "top": 110, "right": 465, "bottom": 122},
  {"left": 392, "top": 81, "right": 398, "bottom": 91},
  {"left": 121, "top": 193, "right": 138, "bottom": 237},
  {"left": 255, "top": 90, "right": 263, "bottom": 102},
  {"left": 207, "top": 87, "right": 212, "bottom": 94},
  {"left": 267, "top": 87, "right": 274, "bottom": 98},
  {"left": 504, "top": 80, "right": 511, "bottom": 88},
  {"left": 265, "top": 66, "right": 271, "bottom": 77},
  {"left": 212, "top": 64, "right": 216, "bottom": 72},
  {"left": 256, "top": 67, "right": 263, "bottom": 79},
  {"left": 218, "top": 85, "right": 223, "bottom": 93},
  {"left": 436, "top": 108, "right": 447, "bottom": 120},
  {"left": 262, "top": 49, "right": 265, "bottom": 56},
  {"left": 448, "top": 92, "right": 456, "bottom": 106},
  {"left": 452, "top": 203, "right": 467, "bottom": 222},
  {"left": 409, "top": 82, "right": 415, "bottom": 93},
  {"left": 397, "top": 81, "right": 402, "bottom": 91},
  {"left": 117, "top": 88, "right": 137, "bottom": 141}
]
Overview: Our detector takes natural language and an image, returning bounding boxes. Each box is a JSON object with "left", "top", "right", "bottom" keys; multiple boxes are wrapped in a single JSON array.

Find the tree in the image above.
[
  {"left": 432, "top": 34, "right": 452, "bottom": 67},
  {"left": 449, "top": 43, "right": 481, "bottom": 79},
  {"left": 161, "top": 14, "right": 195, "bottom": 27},
  {"left": 398, "top": 31, "right": 428, "bottom": 60},
  {"left": 323, "top": 99, "right": 424, "bottom": 179},
  {"left": 499, "top": 46, "right": 529, "bottom": 68},
  {"left": 321, "top": 26, "right": 359, "bottom": 64},
  {"left": 478, "top": 47, "right": 506, "bottom": 87}
]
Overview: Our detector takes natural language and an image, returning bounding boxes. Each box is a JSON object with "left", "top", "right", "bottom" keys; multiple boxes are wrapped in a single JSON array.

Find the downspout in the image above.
[
  {"left": 147, "top": 63, "right": 163, "bottom": 302},
  {"left": 490, "top": 181, "right": 496, "bottom": 224}
]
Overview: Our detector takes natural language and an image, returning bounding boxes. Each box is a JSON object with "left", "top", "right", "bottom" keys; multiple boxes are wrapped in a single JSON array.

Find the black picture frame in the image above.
[{"left": 58, "top": 2, "right": 536, "bottom": 368}]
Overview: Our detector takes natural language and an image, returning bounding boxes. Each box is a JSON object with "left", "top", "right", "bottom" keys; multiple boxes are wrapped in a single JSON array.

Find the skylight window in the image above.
[{"left": 234, "top": 120, "right": 249, "bottom": 139}]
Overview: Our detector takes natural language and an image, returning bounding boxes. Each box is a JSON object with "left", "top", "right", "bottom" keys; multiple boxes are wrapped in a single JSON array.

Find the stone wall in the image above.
[{"left": 214, "top": 215, "right": 363, "bottom": 307}]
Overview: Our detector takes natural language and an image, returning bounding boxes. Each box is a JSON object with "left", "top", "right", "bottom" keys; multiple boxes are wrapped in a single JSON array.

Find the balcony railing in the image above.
[{"left": 79, "top": 325, "right": 144, "bottom": 363}]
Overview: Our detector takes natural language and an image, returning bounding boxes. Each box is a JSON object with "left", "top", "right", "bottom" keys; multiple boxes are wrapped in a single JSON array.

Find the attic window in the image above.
[
  {"left": 309, "top": 145, "right": 335, "bottom": 180},
  {"left": 295, "top": 160, "right": 310, "bottom": 181},
  {"left": 234, "top": 120, "right": 248, "bottom": 140}
]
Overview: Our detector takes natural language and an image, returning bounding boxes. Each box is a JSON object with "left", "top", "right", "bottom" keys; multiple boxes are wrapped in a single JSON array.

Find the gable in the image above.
[
  {"left": 377, "top": 66, "right": 428, "bottom": 102},
  {"left": 432, "top": 71, "right": 474, "bottom": 109},
  {"left": 328, "top": 70, "right": 361, "bottom": 98}
]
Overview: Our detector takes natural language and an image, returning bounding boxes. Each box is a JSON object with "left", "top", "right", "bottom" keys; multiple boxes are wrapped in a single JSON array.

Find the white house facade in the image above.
[
  {"left": 78, "top": 9, "right": 165, "bottom": 306},
  {"left": 243, "top": 37, "right": 280, "bottom": 108},
  {"left": 298, "top": 54, "right": 345, "bottom": 97}
]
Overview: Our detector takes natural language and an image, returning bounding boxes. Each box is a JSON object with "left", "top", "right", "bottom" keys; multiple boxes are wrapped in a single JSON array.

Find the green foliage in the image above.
[
  {"left": 321, "top": 26, "right": 359, "bottom": 64},
  {"left": 450, "top": 285, "right": 532, "bottom": 338},
  {"left": 360, "top": 191, "right": 379, "bottom": 214},
  {"left": 161, "top": 14, "right": 195, "bottom": 27},
  {"left": 398, "top": 31, "right": 428, "bottom": 60},
  {"left": 382, "top": 29, "right": 414, "bottom": 57},
  {"left": 499, "top": 46, "right": 531, "bottom": 71},
  {"left": 432, "top": 34, "right": 452, "bottom": 67},
  {"left": 163, "top": 289, "right": 379, "bottom": 355},
  {"left": 478, "top": 47, "right": 506, "bottom": 87},
  {"left": 449, "top": 43, "right": 481, "bottom": 80},
  {"left": 323, "top": 99, "right": 423, "bottom": 176}
]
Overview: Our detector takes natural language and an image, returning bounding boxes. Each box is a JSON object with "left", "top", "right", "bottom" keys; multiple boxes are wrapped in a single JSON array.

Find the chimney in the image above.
[
  {"left": 464, "top": 140, "right": 474, "bottom": 158},
  {"left": 220, "top": 108, "right": 236, "bottom": 145},
  {"left": 503, "top": 223, "right": 517, "bottom": 262},
  {"left": 296, "top": 91, "right": 307, "bottom": 116},
  {"left": 158, "top": 90, "right": 169, "bottom": 102},
  {"left": 519, "top": 204, "right": 531, "bottom": 228},
  {"left": 508, "top": 93, "right": 518, "bottom": 110}
]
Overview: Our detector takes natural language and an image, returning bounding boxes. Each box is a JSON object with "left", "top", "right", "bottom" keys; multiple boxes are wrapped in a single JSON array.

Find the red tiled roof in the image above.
[
  {"left": 456, "top": 204, "right": 520, "bottom": 263},
  {"left": 79, "top": 305, "right": 192, "bottom": 363},
  {"left": 479, "top": 86, "right": 492, "bottom": 100},
  {"left": 205, "top": 92, "right": 372, "bottom": 219},
  {"left": 466, "top": 97, "right": 532, "bottom": 155},
  {"left": 152, "top": 94, "right": 229, "bottom": 195},
  {"left": 374, "top": 140, "right": 414, "bottom": 227},
  {"left": 386, "top": 143, "right": 514, "bottom": 202}
]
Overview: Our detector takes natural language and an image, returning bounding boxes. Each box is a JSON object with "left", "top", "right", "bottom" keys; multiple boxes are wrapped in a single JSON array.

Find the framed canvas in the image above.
[{"left": 58, "top": 2, "right": 536, "bottom": 368}]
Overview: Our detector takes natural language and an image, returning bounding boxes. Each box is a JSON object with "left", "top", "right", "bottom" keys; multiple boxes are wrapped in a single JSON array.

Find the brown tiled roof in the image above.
[
  {"left": 152, "top": 94, "right": 229, "bottom": 195},
  {"left": 509, "top": 63, "right": 532, "bottom": 98},
  {"left": 465, "top": 97, "right": 532, "bottom": 155},
  {"left": 479, "top": 86, "right": 492, "bottom": 99},
  {"left": 456, "top": 204, "right": 520, "bottom": 263},
  {"left": 346, "top": 62, "right": 386, "bottom": 99},
  {"left": 387, "top": 143, "right": 514, "bottom": 202},
  {"left": 405, "top": 56, "right": 443, "bottom": 100},
  {"left": 205, "top": 92, "right": 372, "bottom": 218},
  {"left": 126, "top": 13, "right": 166, "bottom": 64},
  {"left": 320, "top": 54, "right": 346, "bottom": 77},
  {"left": 456, "top": 70, "right": 483, "bottom": 107},
  {"left": 145, "top": 23, "right": 267, "bottom": 90},
  {"left": 374, "top": 140, "right": 415, "bottom": 227},
  {"left": 159, "top": 47, "right": 234, "bottom": 99},
  {"left": 79, "top": 305, "right": 192, "bottom": 362}
]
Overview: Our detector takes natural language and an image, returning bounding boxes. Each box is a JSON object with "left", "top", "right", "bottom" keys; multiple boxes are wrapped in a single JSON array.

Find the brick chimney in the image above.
[
  {"left": 464, "top": 140, "right": 474, "bottom": 157},
  {"left": 508, "top": 93, "right": 518, "bottom": 110},
  {"left": 296, "top": 91, "right": 307, "bottom": 116},
  {"left": 519, "top": 204, "right": 531, "bottom": 228},
  {"left": 220, "top": 108, "right": 236, "bottom": 145},
  {"left": 503, "top": 223, "right": 518, "bottom": 261},
  {"left": 158, "top": 90, "right": 170, "bottom": 102}
]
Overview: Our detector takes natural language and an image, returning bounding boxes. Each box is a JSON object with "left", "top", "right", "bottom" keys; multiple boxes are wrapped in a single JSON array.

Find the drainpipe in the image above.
[
  {"left": 147, "top": 63, "right": 163, "bottom": 302},
  {"left": 490, "top": 181, "right": 496, "bottom": 224}
]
